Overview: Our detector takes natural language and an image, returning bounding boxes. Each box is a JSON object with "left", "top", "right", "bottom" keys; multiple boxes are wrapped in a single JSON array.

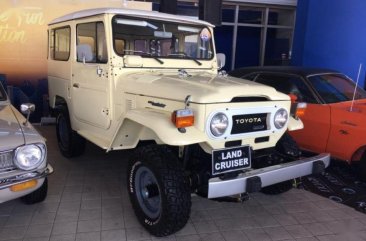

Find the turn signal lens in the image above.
[
  {"left": 296, "top": 102, "right": 307, "bottom": 118},
  {"left": 10, "top": 180, "right": 37, "bottom": 192},
  {"left": 288, "top": 94, "right": 298, "bottom": 103},
  {"left": 171, "top": 109, "right": 194, "bottom": 128}
]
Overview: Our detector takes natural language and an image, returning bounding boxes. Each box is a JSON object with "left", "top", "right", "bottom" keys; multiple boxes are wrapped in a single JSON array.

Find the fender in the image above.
[
  {"left": 287, "top": 116, "right": 304, "bottom": 131},
  {"left": 108, "top": 109, "right": 207, "bottom": 151}
]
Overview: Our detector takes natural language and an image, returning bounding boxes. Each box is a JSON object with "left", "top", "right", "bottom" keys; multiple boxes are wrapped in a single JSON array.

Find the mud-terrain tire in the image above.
[
  {"left": 127, "top": 145, "right": 191, "bottom": 237},
  {"left": 261, "top": 133, "right": 299, "bottom": 195},
  {"left": 21, "top": 178, "right": 48, "bottom": 204},
  {"left": 56, "top": 106, "right": 86, "bottom": 158}
]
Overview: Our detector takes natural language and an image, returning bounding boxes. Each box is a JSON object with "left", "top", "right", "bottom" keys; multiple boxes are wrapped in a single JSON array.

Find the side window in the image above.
[
  {"left": 256, "top": 74, "right": 318, "bottom": 103},
  {"left": 50, "top": 27, "right": 70, "bottom": 61},
  {"left": 77, "top": 22, "right": 107, "bottom": 63}
]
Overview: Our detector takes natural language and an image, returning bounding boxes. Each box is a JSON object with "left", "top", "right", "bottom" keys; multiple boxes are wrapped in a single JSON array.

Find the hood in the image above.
[
  {"left": 123, "top": 72, "right": 289, "bottom": 103},
  {"left": 0, "top": 103, "right": 25, "bottom": 152}
]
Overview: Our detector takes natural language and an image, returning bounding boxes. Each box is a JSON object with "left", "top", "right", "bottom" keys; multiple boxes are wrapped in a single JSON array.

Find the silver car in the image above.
[{"left": 0, "top": 82, "right": 53, "bottom": 204}]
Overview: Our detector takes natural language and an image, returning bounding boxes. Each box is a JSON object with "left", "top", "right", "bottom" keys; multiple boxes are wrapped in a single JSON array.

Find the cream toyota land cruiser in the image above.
[{"left": 48, "top": 8, "right": 330, "bottom": 236}]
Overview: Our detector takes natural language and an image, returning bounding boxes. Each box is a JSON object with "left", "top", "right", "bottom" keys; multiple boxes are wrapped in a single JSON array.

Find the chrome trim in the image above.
[
  {"left": 0, "top": 164, "right": 54, "bottom": 190},
  {"left": 208, "top": 153, "right": 330, "bottom": 198}
]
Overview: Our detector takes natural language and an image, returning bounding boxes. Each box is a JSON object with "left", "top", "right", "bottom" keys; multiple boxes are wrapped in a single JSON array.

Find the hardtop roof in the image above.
[{"left": 48, "top": 8, "right": 214, "bottom": 27}]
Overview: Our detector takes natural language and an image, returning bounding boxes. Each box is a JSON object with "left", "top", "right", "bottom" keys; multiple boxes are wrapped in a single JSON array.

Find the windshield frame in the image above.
[{"left": 111, "top": 15, "right": 215, "bottom": 62}]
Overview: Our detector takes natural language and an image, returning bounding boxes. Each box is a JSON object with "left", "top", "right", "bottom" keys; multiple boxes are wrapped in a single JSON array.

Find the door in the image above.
[{"left": 71, "top": 21, "right": 110, "bottom": 129}]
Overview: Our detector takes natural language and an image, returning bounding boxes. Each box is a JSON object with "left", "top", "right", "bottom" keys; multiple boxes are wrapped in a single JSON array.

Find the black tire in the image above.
[
  {"left": 127, "top": 145, "right": 191, "bottom": 237},
  {"left": 275, "top": 133, "right": 301, "bottom": 158},
  {"left": 261, "top": 180, "right": 294, "bottom": 195},
  {"left": 21, "top": 178, "right": 48, "bottom": 204},
  {"left": 56, "top": 106, "right": 86, "bottom": 158},
  {"left": 261, "top": 133, "right": 299, "bottom": 195}
]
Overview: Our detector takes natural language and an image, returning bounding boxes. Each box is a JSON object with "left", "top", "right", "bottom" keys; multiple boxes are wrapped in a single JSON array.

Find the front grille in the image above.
[
  {"left": 0, "top": 151, "right": 15, "bottom": 170},
  {"left": 231, "top": 113, "right": 268, "bottom": 134}
]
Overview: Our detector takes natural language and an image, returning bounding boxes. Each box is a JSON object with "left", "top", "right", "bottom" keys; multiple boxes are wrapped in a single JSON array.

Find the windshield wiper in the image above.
[
  {"left": 152, "top": 57, "right": 164, "bottom": 64},
  {"left": 169, "top": 52, "right": 202, "bottom": 66}
]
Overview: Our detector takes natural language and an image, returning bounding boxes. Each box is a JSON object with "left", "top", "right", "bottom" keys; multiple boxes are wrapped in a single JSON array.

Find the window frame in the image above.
[
  {"left": 50, "top": 26, "right": 71, "bottom": 61},
  {"left": 76, "top": 21, "right": 108, "bottom": 64}
]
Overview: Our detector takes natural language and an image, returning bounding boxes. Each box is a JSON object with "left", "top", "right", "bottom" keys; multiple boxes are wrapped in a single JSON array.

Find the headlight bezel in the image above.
[
  {"left": 209, "top": 112, "right": 229, "bottom": 137},
  {"left": 14, "top": 144, "right": 46, "bottom": 171},
  {"left": 273, "top": 108, "right": 289, "bottom": 129}
]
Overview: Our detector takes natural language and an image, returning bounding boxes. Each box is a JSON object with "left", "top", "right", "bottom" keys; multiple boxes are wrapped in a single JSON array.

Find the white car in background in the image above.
[{"left": 0, "top": 81, "right": 53, "bottom": 204}]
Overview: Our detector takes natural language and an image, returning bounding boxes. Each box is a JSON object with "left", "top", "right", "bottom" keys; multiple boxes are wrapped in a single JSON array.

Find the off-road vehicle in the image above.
[{"left": 48, "top": 8, "right": 330, "bottom": 236}]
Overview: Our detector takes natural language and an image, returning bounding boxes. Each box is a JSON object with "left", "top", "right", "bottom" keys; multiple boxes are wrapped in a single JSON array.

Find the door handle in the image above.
[{"left": 73, "top": 83, "right": 79, "bottom": 88}]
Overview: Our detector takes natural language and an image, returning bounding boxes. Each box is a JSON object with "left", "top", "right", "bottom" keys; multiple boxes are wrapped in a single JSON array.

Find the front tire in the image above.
[
  {"left": 127, "top": 145, "right": 191, "bottom": 237},
  {"left": 56, "top": 106, "right": 86, "bottom": 158},
  {"left": 261, "top": 133, "right": 300, "bottom": 195},
  {"left": 21, "top": 178, "right": 48, "bottom": 204}
]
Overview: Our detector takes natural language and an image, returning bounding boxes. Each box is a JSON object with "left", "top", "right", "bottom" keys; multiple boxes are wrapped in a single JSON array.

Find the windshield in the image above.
[
  {"left": 308, "top": 74, "right": 366, "bottom": 103},
  {"left": 0, "top": 82, "right": 6, "bottom": 101},
  {"left": 112, "top": 16, "right": 214, "bottom": 60}
]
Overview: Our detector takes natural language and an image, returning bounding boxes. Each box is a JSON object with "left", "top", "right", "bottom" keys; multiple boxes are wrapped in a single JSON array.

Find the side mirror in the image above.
[
  {"left": 20, "top": 103, "right": 35, "bottom": 125},
  {"left": 216, "top": 53, "right": 226, "bottom": 70}
]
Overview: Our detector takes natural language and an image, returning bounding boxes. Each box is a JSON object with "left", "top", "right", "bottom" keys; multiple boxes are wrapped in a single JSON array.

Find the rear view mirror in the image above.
[
  {"left": 216, "top": 53, "right": 226, "bottom": 69},
  {"left": 154, "top": 31, "right": 172, "bottom": 38}
]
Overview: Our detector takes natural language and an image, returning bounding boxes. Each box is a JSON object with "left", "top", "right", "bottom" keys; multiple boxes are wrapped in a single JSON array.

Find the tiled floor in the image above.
[{"left": 1, "top": 126, "right": 366, "bottom": 241}]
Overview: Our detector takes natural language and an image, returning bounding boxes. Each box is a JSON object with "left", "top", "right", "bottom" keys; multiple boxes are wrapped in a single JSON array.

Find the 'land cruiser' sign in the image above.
[{"left": 212, "top": 146, "right": 251, "bottom": 175}]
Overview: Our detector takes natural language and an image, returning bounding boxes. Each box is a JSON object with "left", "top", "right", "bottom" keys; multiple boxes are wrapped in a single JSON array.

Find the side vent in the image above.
[{"left": 126, "top": 99, "right": 135, "bottom": 111}]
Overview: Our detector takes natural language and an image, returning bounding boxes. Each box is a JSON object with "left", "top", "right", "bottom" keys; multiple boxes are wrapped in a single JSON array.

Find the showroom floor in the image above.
[{"left": 0, "top": 126, "right": 366, "bottom": 241}]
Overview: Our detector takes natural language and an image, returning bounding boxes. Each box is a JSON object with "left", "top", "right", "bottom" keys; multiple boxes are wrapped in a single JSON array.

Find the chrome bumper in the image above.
[
  {"left": 0, "top": 164, "right": 54, "bottom": 190},
  {"left": 208, "top": 153, "right": 330, "bottom": 198}
]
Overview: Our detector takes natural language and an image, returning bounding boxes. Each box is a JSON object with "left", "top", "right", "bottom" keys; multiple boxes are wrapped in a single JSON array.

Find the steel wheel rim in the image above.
[{"left": 135, "top": 166, "right": 161, "bottom": 219}]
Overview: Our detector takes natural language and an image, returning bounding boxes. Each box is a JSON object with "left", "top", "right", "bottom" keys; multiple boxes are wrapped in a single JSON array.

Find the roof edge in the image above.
[{"left": 48, "top": 8, "right": 214, "bottom": 27}]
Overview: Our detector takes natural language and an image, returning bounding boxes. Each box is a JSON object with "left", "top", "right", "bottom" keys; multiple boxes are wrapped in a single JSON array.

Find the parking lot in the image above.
[{"left": 0, "top": 125, "right": 365, "bottom": 241}]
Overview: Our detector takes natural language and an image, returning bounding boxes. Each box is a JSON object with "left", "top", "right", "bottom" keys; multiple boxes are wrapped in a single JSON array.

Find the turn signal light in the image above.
[
  {"left": 10, "top": 180, "right": 37, "bottom": 192},
  {"left": 296, "top": 102, "right": 307, "bottom": 118},
  {"left": 171, "top": 109, "right": 194, "bottom": 128}
]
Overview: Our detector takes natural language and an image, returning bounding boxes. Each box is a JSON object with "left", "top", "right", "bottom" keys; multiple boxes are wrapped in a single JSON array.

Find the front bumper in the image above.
[
  {"left": 208, "top": 153, "right": 330, "bottom": 198},
  {"left": 0, "top": 164, "right": 54, "bottom": 190}
]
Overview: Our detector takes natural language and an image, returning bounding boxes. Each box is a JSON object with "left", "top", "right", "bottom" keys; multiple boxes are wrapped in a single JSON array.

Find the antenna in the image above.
[{"left": 350, "top": 63, "right": 362, "bottom": 112}]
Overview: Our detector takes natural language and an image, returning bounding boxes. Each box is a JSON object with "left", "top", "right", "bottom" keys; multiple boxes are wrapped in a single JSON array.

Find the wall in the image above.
[
  {"left": 0, "top": 0, "right": 151, "bottom": 122},
  {"left": 292, "top": 0, "right": 366, "bottom": 87},
  {"left": 0, "top": 0, "right": 151, "bottom": 84}
]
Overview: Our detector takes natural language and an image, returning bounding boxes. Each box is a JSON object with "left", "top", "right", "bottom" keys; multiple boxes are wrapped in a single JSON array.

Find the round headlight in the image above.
[
  {"left": 274, "top": 108, "right": 288, "bottom": 129},
  {"left": 14, "top": 144, "right": 45, "bottom": 170},
  {"left": 210, "top": 112, "right": 229, "bottom": 137}
]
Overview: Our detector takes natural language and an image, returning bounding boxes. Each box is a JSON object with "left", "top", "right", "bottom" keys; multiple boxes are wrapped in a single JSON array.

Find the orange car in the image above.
[{"left": 230, "top": 66, "right": 366, "bottom": 178}]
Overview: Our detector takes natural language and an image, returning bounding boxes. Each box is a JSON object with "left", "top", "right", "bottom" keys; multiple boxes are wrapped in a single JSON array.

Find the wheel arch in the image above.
[
  {"left": 351, "top": 145, "right": 366, "bottom": 163},
  {"left": 108, "top": 109, "right": 206, "bottom": 151}
]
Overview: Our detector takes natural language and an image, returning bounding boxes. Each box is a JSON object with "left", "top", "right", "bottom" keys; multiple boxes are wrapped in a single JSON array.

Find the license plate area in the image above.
[{"left": 212, "top": 146, "right": 251, "bottom": 175}]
